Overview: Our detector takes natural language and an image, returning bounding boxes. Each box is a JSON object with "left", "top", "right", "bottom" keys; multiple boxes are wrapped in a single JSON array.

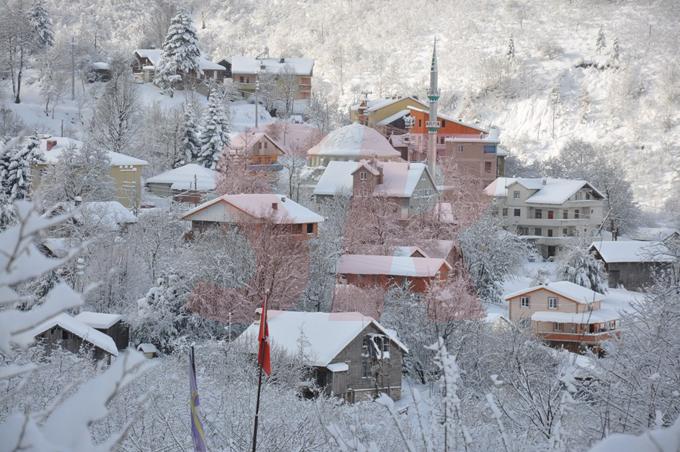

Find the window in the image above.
[
  {"left": 562, "top": 228, "right": 568, "bottom": 236},
  {"left": 548, "top": 210, "right": 554, "bottom": 219},
  {"left": 483, "top": 144, "right": 497, "bottom": 153},
  {"left": 502, "top": 208, "right": 508, "bottom": 217},
  {"left": 513, "top": 191, "right": 520, "bottom": 199},
  {"left": 553, "top": 323, "right": 563, "bottom": 332},
  {"left": 547, "top": 229, "right": 553, "bottom": 237},
  {"left": 61, "top": 329, "right": 69, "bottom": 340},
  {"left": 239, "top": 76, "right": 244, "bottom": 83},
  {"left": 563, "top": 210, "right": 568, "bottom": 219},
  {"left": 586, "top": 192, "right": 591, "bottom": 200},
  {"left": 360, "top": 171, "right": 367, "bottom": 181},
  {"left": 574, "top": 209, "right": 580, "bottom": 219},
  {"left": 418, "top": 119, "right": 422, "bottom": 127},
  {"left": 534, "top": 227, "right": 542, "bottom": 236},
  {"left": 518, "top": 227, "right": 529, "bottom": 235},
  {"left": 514, "top": 208, "right": 521, "bottom": 217},
  {"left": 548, "top": 297, "right": 558, "bottom": 309},
  {"left": 520, "top": 297, "right": 530, "bottom": 308},
  {"left": 441, "top": 119, "right": 446, "bottom": 127},
  {"left": 535, "top": 209, "right": 542, "bottom": 219},
  {"left": 485, "top": 161, "right": 492, "bottom": 173},
  {"left": 306, "top": 223, "right": 314, "bottom": 234},
  {"left": 458, "top": 144, "right": 464, "bottom": 152}
]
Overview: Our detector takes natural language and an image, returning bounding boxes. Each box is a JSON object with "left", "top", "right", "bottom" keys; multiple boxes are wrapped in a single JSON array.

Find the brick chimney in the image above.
[
  {"left": 46, "top": 139, "right": 57, "bottom": 151},
  {"left": 357, "top": 98, "right": 368, "bottom": 125}
]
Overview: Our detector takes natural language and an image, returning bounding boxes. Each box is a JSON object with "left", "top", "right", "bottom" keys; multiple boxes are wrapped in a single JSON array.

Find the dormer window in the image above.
[{"left": 513, "top": 191, "right": 520, "bottom": 199}]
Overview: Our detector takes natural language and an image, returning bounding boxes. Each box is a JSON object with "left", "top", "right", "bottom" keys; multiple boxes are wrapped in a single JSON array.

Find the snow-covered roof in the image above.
[
  {"left": 231, "top": 56, "right": 314, "bottom": 76},
  {"left": 91, "top": 62, "right": 110, "bottom": 70},
  {"left": 376, "top": 109, "right": 411, "bottom": 126},
  {"left": 38, "top": 137, "right": 148, "bottom": 166},
  {"left": 589, "top": 240, "right": 675, "bottom": 263},
  {"left": 229, "top": 102, "right": 275, "bottom": 132},
  {"left": 24, "top": 313, "right": 118, "bottom": 356},
  {"left": 77, "top": 201, "right": 137, "bottom": 230},
  {"left": 237, "top": 310, "right": 407, "bottom": 367},
  {"left": 407, "top": 106, "right": 488, "bottom": 133},
  {"left": 145, "top": 164, "right": 218, "bottom": 192},
  {"left": 228, "top": 132, "right": 285, "bottom": 155},
  {"left": 326, "top": 362, "right": 349, "bottom": 372},
  {"left": 417, "top": 239, "right": 456, "bottom": 260},
  {"left": 444, "top": 135, "right": 499, "bottom": 144},
  {"left": 135, "top": 49, "right": 225, "bottom": 71},
  {"left": 337, "top": 254, "right": 451, "bottom": 277},
  {"left": 182, "top": 193, "right": 324, "bottom": 224},
  {"left": 504, "top": 281, "right": 605, "bottom": 305},
  {"left": 307, "top": 123, "right": 401, "bottom": 159},
  {"left": 484, "top": 177, "right": 605, "bottom": 205},
  {"left": 41, "top": 238, "right": 70, "bottom": 258},
  {"left": 137, "top": 343, "right": 159, "bottom": 354},
  {"left": 312, "top": 160, "right": 432, "bottom": 198},
  {"left": 350, "top": 96, "right": 428, "bottom": 113},
  {"left": 531, "top": 309, "right": 620, "bottom": 324},
  {"left": 393, "top": 246, "right": 428, "bottom": 258},
  {"left": 75, "top": 311, "right": 123, "bottom": 329}
]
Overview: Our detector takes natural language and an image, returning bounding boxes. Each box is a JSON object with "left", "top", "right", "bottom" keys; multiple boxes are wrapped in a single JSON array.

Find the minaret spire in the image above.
[{"left": 426, "top": 37, "right": 440, "bottom": 177}]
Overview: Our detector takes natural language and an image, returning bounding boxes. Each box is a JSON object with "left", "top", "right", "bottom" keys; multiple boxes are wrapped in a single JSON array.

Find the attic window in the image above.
[
  {"left": 360, "top": 171, "right": 367, "bottom": 181},
  {"left": 513, "top": 191, "right": 520, "bottom": 199}
]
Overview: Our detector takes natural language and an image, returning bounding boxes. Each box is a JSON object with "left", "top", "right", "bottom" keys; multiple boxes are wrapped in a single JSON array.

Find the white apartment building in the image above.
[{"left": 484, "top": 177, "right": 607, "bottom": 257}]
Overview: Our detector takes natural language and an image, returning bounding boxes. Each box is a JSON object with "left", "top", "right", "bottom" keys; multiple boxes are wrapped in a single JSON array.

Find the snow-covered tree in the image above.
[
  {"left": 0, "top": 193, "right": 16, "bottom": 231},
  {"left": 610, "top": 37, "right": 620, "bottom": 62},
  {"left": 29, "top": 0, "right": 54, "bottom": 48},
  {"left": 197, "top": 87, "right": 229, "bottom": 169},
  {"left": 0, "top": 134, "right": 42, "bottom": 202},
  {"left": 178, "top": 104, "right": 201, "bottom": 167},
  {"left": 596, "top": 26, "right": 607, "bottom": 54},
  {"left": 0, "top": 1, "right": 35, "bottom": 103},
  {"left": 133, "top": 273, "right": 187, "bottom": 351},
  {"left": 506, "top": 35, "right": 515, "bottom": 60},
  {"left": 154, "top": 8, "right": 201, "bottom": 95},
  {"left": 558, "top": 243, "right": 607, "bottom": 293}
]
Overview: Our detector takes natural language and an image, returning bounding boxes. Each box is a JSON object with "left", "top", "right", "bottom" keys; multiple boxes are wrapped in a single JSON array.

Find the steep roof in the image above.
[
  {"left": 38, "top": 137, "right": 148, "bottom": 166},
  {"left": 237, "top": 310, "right": 407, "bottom": 367},
  {"left": 306, "top": 123, "right": 401, "bottom": 160},
  {"left": 228, "top": 132, "right": 285, "bottom": 155},
  {"left": 75, "top": 312, "right": 123, "bottom": 329},
  {"left": 182, "top": 193, "right": 324, "bottom": 224},
  {"left": 337, "top": 254, "right": 451, "bottom": 277},
  {"left": 231, "top": 56, "right": 314, "bottom": 76},
  {"left": 589, "top": 240, "right": 675, "bottom": 263},
  {"left": 135, "top": 49, "right": 225, "bottom": 71},
  {"left": 146, "top": 164, "right": 218, "bottom": 192},
  {"left": 484, "top": 177, "right": 605, "bottom": 205},
  {"left": 504, "top": 281, "right": 605, "bottom": 305},
  {"left": 24, "top": 313, "right": 118, "bottom": 356},
  {"left": 313, "top": 160, "right": 434, "bottom": 198}
]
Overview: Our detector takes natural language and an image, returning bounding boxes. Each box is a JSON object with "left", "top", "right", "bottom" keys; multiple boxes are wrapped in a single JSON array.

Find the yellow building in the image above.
[
  {"left": 349, "top": 96, "right": 428, "bottom": 128},
  {"left": 33, "top": 137, "right": 148, "bottom": 209}
]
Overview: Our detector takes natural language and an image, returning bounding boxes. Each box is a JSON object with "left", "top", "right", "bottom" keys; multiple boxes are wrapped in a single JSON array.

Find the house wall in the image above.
[
  {"left": 408, "top": 170, "right": 438, "bottom": 214},
  {"left": 326, "top": 323, "right": 404, "bottom": 402},
  {"left": 604, "top": 261, "right": 669, "bottom": 290},
  {"left": 233, "top": 73, "right": 312, "bottom": 100},
  {"left": 443, "top": 140, "right": 498, "bottom": 188},
  {"left": 99, "top": 321, "right": 129, "bottom": 350},
  {"left": 407, "top": 109, "right": 484, "bottom": 136},
  {"left": 507, "top": 288, "right": 600, "bottom": 322},
  {"left": 36, "top": 326, "right": 110, "bottom": 360}
]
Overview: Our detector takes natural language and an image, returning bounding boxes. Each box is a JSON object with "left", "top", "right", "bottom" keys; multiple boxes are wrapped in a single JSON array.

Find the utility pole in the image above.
[{"left": 71, "top": 36, "right": 75, "bottom": 101}]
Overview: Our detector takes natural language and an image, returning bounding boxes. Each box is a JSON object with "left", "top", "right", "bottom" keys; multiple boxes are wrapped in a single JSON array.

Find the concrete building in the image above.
[
  {"left": 237, "top": 310, "right": 408, "bottom": 402},
  {"left": 484, "top": 177, "right": 607, "bottom": 258},
  {"left": 443, "top": 135, "right": 506, "bottom": 188}
]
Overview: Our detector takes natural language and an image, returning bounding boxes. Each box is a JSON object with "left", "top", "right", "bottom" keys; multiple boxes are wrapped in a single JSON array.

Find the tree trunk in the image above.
[{"left": 14, "top": 46, "right": 24, "bottom": 104}]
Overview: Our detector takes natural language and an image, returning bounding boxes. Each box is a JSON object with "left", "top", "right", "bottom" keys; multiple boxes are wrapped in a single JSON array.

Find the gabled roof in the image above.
[
  {"left": 393, "top": 246, "right": 429, "bottom": 258},
  {"left": 228, "top": 132, "right": 285, "bottom": 155},
  {"left": 76, "top": 201, "right": 137, "bottom": 230},
  {"left": 406, "top": 106, "right": 488, "bottom": 134},
  {"left": 589, "top": 240, "right": 675, "bottom": 263},
  {"left": 24, "top": 313, "right": 118, "bottom": 356},
  {"left": 145, "top": 164, "right": 218, "bottom": 192},
  {"left": 337, "top": 254, "right": 451, "bottom": 277},
  {"left": 231, "top": 56, "right": 314, "bottom": 76},
  {"left": 504, "top": 281, "right": 605, "bottom": 305},
  {"left": 39, "top": 137, "right": 148, "bottom": 166},
  {"left": 313, "top": 160, "right": 435, "bottom": 198},
  {"left": 182, "top": 193, "right": 324, "bottom": 224},
  {"left": 237, "top": 310, "right": 407, "bottom": 367},
  {"left": 75, "top": 312, "right": 123, "bottom": 329},
  {"left": 484, "top": 177, "right": 605, "bottom": 205},
  {"left": 306, "top": 123, "right": 401, "bottom": 159},
  {"left": 350, "top": 96, "right": 428, "bottom": 113},
  {"left": 135, "top": 49, "right": 225, "bottom": 71}
]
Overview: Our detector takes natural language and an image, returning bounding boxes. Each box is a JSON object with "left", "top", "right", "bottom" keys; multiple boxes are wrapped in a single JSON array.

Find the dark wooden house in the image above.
[
  {"left": 75, "top": 311, "right": 129, "bottom": 350},
  {"left": 29, "top": 313, "right": 119, "bottom": 360}
]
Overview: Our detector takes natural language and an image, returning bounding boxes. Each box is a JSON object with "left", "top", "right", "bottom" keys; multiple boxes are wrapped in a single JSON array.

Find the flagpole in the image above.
[{"left": 251, "top": 293, "right": 267, "bottom": 452}]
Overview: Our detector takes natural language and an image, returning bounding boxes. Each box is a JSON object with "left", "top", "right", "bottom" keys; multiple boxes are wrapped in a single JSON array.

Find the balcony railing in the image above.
[{"left": 540, "top": 330, "right": 620, "bottom": 344}]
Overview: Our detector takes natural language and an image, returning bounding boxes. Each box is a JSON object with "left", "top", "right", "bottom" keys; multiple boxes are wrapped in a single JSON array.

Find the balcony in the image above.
[{"left": 540, "top": 330, "right": 620, "bottom": 344}]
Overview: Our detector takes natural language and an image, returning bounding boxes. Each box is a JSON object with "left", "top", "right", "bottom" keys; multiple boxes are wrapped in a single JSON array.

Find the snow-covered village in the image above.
[{"left": 1, "top": 1, "right": 679, "bottom": 451}]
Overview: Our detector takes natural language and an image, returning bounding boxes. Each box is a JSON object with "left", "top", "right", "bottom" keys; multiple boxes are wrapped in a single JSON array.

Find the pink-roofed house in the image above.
[
  {"left": 181, "top": 193, "right": 324, "bottom": 238},
  {"left": 505, "top": 281, "right": 619, "bottom": 353},
  {"left": 226, "top": 131, "right": 286, "bottom": 169},
  {"left": 306, "top": 123, "right": 402, "bottom": 167},
  {"left": 336, "top": 254, "right": 451, "bottom": 293}
]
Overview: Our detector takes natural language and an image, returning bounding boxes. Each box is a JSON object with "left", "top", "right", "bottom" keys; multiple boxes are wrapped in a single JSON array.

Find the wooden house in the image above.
[
  {"left": 589, "top": 240, "right": 676, "bottom": 290},
  {"left": 336, "top": 254, "right": 451, "bottom": 293},
  {"left": 505, "top": 281, "right": 619, "bottom": 352},
  {"left": 33, "top": 137, "right": 148, "bottom": 209},
  {"left": 237, "top": 310, "right": 408, "bottom": 402},
  {"left": 227, "top": 131, "right": 286, "bottom": 169},
  {"left": 181, "top": 193, "right": 324, "bottom": 237},
  {"left": 75, "top": 311, "right": 129, "bottom": 350},
  {"left": 132, "top": 49, "right": 226, "bottom": 84},
  {"left": 145, "top": 163, "right": 218, "bottom": 202},
  {"left": 27, "top": 313, "right": 119, "bottom": 360}
]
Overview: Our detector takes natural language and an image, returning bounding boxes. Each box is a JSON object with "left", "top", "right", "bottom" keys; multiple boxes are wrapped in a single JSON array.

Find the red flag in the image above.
[{"left": 257, "top": 298, "right": 271, "bottom": 375}]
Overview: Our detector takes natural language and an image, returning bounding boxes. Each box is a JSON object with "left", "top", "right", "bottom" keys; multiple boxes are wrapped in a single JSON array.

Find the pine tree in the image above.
[
  {"left": 29, "top": 0, "right": 54, "bottom": 48},
  {"left": 198, "top": 88, "right": 230, "bottom": 169},
  {"left": 506, "top": 36, "right": 515, "bottom": 60},
  {"left": 154, "top": 9, "right": 201, "bottom": 95},
  {"left": 177, "top": 104, "right": 201, "bottom": 167},
  {"left": 0, "top": 134, "right": 43, "bottom": 202},
  {"left": 596, "top": 26, "right": 606, "bottom": 54},
  {"left": 610, "top": 37, "right": 620, "bottom": 62}
]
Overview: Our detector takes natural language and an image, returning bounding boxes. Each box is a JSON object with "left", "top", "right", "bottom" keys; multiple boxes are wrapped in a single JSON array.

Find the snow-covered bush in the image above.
[{"left": 557, "top": 243, "right": 607, "bottom": 293}]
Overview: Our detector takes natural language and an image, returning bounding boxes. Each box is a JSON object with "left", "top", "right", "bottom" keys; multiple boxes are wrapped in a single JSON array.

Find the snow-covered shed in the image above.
[
  {"left": 589, "top": 240, "right": 676, "bottom": 290},
  {"left": 145, "top": 164, "right": 219, "bottom": 200},
  {"left": 75, "top": 311, "right": 129, "bottom": 350},
  {"left": 182, "top": 193, "right": 324, "bottom": 237},
  {"left": 76, "top": 201, "right": 138, "bottom": 232},
  {"left": 306, "top": 123, "right": 402, "bottom": 167},
  {"left": 237, "top": 310, "right": 407, "bottom": 402}
]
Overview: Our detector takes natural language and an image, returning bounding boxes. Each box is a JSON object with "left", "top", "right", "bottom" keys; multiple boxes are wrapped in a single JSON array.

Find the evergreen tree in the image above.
[
  {"left": 506, "top": 35, "right": 515, "bottom": 60},
  {"left": 558, "top": 244, "right": 607, "bottom": 293},
  {"left": 0, "top": 134, "right": 43, "bottom": 202},
  {"left": 610, "top": 37, "right": 621, "bottom": 62},
  {"left": 596, "top": 26, "right": 607, "bottom": 54},
  {"left": 198, "top": 88, "right": 230, "bottom": 169},
  {"left": 154, "top": 9, "right": 201, "bottom": 96},
  {"left": 177, "top": 104, "right": 201, "bottom": 167},
  {"left": 29, "top": 0, "right": 54, "bottom": 48}
]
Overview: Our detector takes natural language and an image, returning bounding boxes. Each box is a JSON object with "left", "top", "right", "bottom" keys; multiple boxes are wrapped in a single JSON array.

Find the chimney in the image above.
[
  {"left": 357, "top": 98, "right": 368, "bottom": 126},
  {"left": 46, "top": 139, "right": 57, "bottom": 151},
  {"left": 271, "top": 202, "right": 278, "bottom": 210}
]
